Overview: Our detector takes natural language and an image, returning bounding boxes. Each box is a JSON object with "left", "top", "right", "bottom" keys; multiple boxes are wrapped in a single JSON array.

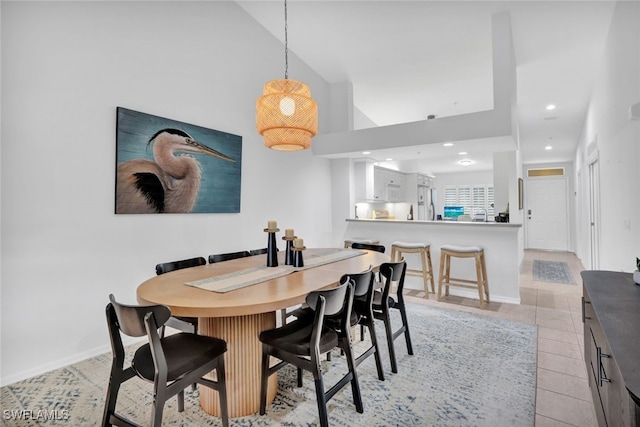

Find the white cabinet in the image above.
[{"left": 354, "top": 162, "right": 406, "bottom": 202}]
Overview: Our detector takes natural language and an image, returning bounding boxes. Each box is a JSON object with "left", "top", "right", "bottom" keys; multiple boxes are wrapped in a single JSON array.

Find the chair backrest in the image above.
[
  {"left": 249, "top": 248, "right": 268, "bottom": 256},
  {"left": 107, "top": 294, "right": 171, "bottom": 337},
  {"left": 208, "top": 250, "right": 251, "bottom": 264},
  {"left": 306, "top": 276, "right": 352, "bottom": 317},
  {"left": 155, "top": 257, "right": 206, "bottom": 275},
  {"left": 341, "top": 266, "right": 374, "bottom": 298},
  {"left": 306, "top": 277, "right": 354, "bottom": 349},
  {"left": 350, "top": 242, "right": 386, "bottom": 253},
  {"left": 379, "top": 260, "right": 408, "bottom": 300}
]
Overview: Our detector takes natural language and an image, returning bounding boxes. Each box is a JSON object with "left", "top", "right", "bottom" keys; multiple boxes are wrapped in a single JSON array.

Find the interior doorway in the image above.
[
  {"left": 525, "top": 176, "right": 570, "bottom": 251},
  {"left": 588, "top": 154, "right": 600, "bottom": 269}
]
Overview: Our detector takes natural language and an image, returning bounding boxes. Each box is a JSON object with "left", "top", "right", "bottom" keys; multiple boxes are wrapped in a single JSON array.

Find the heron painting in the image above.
[{"left": 115, "top": 107, "right": 242, "bottom": 214}]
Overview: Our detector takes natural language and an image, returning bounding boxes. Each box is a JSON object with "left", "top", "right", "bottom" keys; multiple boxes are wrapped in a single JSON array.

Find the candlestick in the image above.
[
  {"left": 292, "top": 246, "right": 305, "bottom": 268},
  {"left": 285, "top": 228, "right": 294, "bottom": 238},
  {"left": 282, "top": 234, "right": 296, "bottom": 265},
  {"left": 265, "top": 227, "right": 279, "bottom": 267}
]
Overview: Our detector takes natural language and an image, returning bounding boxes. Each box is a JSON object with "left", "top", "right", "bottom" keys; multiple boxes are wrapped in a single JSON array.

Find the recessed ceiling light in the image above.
[
  {"left": 443, "top": 143, "right": 454, "bottom": 147},
  {"left": 385, "top": 158, "right": 393, "bottom": 161},
  {"left": 458, "top": 159, "right": 473, "bottom": 166},
  {"left": 458, "top": 151, "right": 468, "bottom": 155},
  {"left": 362, "top": 151, "right": 371, "bottom": 155},
  {"left": 546, "top": 104, "right": 556, "bottom": 110},
  {"left": 545, "top": 146, "right": 553, "bottom": 150}
]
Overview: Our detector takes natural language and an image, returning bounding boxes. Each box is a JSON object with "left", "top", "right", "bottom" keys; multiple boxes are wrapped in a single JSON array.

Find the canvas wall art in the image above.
[{"left": 115, "top": 107, "right": 242, "bottom": 214}]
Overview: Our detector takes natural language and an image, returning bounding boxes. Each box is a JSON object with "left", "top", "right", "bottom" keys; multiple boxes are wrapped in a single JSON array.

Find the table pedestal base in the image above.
[{"left": 199, "top": 312, "right": 277, "bottom": 418}]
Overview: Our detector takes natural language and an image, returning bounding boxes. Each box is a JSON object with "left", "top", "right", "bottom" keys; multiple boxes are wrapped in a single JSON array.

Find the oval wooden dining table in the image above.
[{"left": 137, "top": 248, "right": 389, "bottom": 418}]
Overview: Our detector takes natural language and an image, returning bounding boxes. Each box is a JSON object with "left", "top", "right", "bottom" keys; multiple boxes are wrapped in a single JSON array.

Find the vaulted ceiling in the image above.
[{"left": 239, "top": 1, "right": 616, "bottom": 173}]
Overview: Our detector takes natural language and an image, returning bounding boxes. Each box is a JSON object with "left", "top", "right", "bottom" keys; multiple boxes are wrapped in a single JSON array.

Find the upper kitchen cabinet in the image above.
[{"left": 354, "top": 162, "right": 406, "bottom": 202}]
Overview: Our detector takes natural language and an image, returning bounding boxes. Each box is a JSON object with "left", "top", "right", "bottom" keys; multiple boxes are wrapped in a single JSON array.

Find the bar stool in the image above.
[
  {"left": 438, "top": 245, "right": 489, "bottom": 308},
  {"left": 390, "top": 241, "right": 435, "bottom": 297},
  {"left": 344, "top": 238, "right": 380, "bottom": 248}
]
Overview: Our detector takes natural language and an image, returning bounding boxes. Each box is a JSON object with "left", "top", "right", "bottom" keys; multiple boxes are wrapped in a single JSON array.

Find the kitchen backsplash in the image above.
[{"left": 355, "top": 202, "right": 413, "bottom": 220}]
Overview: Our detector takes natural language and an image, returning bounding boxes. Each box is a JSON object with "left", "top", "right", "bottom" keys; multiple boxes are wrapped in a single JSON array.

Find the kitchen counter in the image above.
[
  {"left": 344, "top": 218, "right": 523, "bottom": 304},
  {"left": 347, "top": 218, "right": 520, "bottom": 227}
]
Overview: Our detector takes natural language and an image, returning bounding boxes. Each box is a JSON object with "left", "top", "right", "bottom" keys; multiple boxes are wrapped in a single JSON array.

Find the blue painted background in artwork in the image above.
[{"left": 116, "top": 107, "right": 242, "bottom": 213}]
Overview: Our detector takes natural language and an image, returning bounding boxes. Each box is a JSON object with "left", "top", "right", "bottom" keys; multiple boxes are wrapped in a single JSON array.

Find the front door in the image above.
[{"left": 526, "top": 177, "right": 569, "bottom": 251}]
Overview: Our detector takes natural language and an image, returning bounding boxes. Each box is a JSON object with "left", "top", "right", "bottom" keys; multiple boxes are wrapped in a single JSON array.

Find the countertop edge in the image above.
[{"left": 346, "top": 218, "right": 522, "bottom": 227}]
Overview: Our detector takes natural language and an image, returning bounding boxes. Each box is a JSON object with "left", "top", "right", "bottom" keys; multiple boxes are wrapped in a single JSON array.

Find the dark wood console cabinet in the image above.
[{"left": 582, "top": 271, "right": 640, "bottom": 427}]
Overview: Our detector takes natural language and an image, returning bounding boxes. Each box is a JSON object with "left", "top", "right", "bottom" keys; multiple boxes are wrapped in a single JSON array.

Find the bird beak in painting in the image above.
[{"left": 188, "top": 138, "right": 235, "bottom": 162}]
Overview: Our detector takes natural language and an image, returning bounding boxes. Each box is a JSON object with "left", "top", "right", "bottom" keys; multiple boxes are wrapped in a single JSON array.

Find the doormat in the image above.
[{"left": 533, "top": 259, "right": 575, "bottom": 284}]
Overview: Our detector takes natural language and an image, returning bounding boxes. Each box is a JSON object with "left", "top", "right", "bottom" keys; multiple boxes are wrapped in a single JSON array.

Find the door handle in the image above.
[
  {"left": 597, "top": 346, "right": 611, "bottom": 386},
  {"left": 582, "top": 297, "right": 591, "bottom": 322}
]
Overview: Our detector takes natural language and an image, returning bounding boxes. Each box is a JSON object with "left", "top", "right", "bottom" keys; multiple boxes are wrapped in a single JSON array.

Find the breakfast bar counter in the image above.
[{"left": 344, "top": 218, "right": 523, "bottom": 303}]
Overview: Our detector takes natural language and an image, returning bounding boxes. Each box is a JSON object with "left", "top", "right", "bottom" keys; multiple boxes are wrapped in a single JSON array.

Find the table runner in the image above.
[{"left": 184, "top": 249, "right": 365, "bottom": 293}]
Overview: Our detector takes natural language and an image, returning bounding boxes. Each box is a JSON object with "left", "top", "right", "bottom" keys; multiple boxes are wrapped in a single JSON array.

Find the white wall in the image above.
[
  {"left": 574, "top": 1, "right": 640, "bottom": 271},
  {"left": 0, "top": 1, "right": 334, "bottom": 385}
]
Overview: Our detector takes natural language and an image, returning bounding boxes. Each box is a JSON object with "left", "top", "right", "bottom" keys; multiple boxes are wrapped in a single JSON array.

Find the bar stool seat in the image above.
[
  {"left": 438, "top": 244, "right": 489, "bottom": 308},
  {"left": 344, "top": 238, "right": 380, "bottom": 248},
  {"left": 390, "top": 241, "right": 435, "bottom": 298}
]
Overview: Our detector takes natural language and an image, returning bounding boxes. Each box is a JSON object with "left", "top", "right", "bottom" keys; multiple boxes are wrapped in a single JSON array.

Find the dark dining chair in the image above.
[
  {"left": 102, "top": 295, "right": 229, "bottom": 427},
  {"left": 155, "top": 256, "right": 206, "bottom": 275},
  {"left": 290, "top": 267, "right": 385, "bottom": 381},
  {"left": 249, "top": 248, "right": 268, "bottom": 256},
  {"left": 155, "top": 256, "right": 206, "bottom": 336},
  {"left": 350, "top": 242, "right": 386, "bottom": 253},
  {"left": 374, "top": 260, "right": 413, "bottom": 373},
  {"left": 258, "top": 278, "right": 363, "bottom": 427},
  {"left": 208, "top": 250, "right": 251, "bottom": 263}
]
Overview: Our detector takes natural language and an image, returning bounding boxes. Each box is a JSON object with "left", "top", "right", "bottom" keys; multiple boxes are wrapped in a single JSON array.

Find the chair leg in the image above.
[
  {"left": 217, "top": 356, "right": 229, "bottom": 427},
  {"left": 366, "top": 320, "right": 385, "bottom": 381},
  {"left": 101, "top": 366, "right": 123, "bottom": 427},
  {"left": 297, "top": 367, "right": 303, "bottom": 387},
  {"left": 341, "top": 336, "right": 364, "bottom": 414},
  {"left": 150, "top": 396, "right": 165, "bottom": 427},
  {"left": 475, "top": 253, "right": 485, "bottom": 308},
  {"left": 382, "top": 312, "right": 398, "bottom": 373},
  {"left": 437, "top": 253, "right": 446, "bottom": 301},
  {"left": 481, "top": 252, "right": 490, "bottom": 303},
  {"left": 259, "top": 347, "right": 271, "bottom": 415},
  {"left": 313, "top": 371, "right": 329, "bottom": 427},
  {"left": 426, "top": 247, "right": 435, "bottom": 293},
  {"left": 398, "top": 305, "right": 414, "bottom": 355},
  {"left": 420, "top": 249, "right": 430, "bottom": 297},
  {"left": 177, "top": 389, "right": 185, "bottom": 412}
]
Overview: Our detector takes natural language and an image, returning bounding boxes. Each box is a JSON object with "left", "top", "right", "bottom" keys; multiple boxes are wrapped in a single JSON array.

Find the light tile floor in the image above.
[{"left": 403, "top": 249, "right": 596, "bottom": 427}]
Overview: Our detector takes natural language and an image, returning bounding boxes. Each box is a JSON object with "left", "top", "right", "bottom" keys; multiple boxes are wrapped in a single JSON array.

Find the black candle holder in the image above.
[
  {"left": 282, "top": 236, "right": 296, "bottom": 265},
  {"left": 292, "top": 246, "right": 306, "bottom": 268},
  {"left": 264, "top": 228, "right": 279, "bottom": 267}
]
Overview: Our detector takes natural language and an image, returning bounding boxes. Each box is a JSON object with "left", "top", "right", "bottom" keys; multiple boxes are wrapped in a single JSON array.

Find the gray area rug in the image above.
[
  {"left": 1, "top": 304, "right": 537, "bottom": 426},
  {"left": 533, "top": 259, "right": 576, "bottom": 284}
]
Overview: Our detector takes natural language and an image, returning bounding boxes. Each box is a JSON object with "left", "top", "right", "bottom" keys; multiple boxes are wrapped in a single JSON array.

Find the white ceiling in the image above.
[{"left": 238, "top": 0, "right": 616, "bottom": 173}]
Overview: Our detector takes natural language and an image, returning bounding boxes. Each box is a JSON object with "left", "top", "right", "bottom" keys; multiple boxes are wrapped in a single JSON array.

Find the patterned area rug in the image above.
[
  {"left": 533, "top": 259, "right": 576, "bottom": 284},
  {"left": 1, "top": 304, "right": 537, "bottom": 426}
]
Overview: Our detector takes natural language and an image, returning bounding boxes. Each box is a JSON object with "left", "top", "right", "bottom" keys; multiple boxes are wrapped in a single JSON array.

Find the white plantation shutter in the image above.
[
  {"left": 472, "top": 186, "right": 485, "bottom": 212},
  {"left": 458, "top": 186, "right": 472, "bottom": 214},
  {"left": 443, "top": 185, "right": 494, "bottom": 217},
  {"left": 444, "top": 187, "right": 457, "bottom": 207}
]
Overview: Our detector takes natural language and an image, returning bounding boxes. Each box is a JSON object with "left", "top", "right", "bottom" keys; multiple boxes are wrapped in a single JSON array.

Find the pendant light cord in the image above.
[{"left": 284, "top": 0, "right": 288, "bottom": 80}]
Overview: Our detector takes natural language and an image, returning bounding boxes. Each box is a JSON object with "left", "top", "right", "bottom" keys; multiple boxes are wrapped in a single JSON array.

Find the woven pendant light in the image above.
[{"left": 256, "top": 0, "right": 318, "bottom": 151}]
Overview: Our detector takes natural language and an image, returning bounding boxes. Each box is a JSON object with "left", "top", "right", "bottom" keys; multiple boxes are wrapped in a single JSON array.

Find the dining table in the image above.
[{"left": 136, "top": 247, "right": 390, "bottom": 418}]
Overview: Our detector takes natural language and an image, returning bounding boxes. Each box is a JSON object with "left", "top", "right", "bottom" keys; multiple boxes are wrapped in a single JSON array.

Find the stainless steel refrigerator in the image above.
[{"left": 417, "top": 185, "right": 436, "bottom": 220}]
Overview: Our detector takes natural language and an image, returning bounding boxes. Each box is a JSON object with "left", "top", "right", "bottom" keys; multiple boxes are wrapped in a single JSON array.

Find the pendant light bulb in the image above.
[{"left": 279, "top": 97, "right": 296, "bottom": 116}]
